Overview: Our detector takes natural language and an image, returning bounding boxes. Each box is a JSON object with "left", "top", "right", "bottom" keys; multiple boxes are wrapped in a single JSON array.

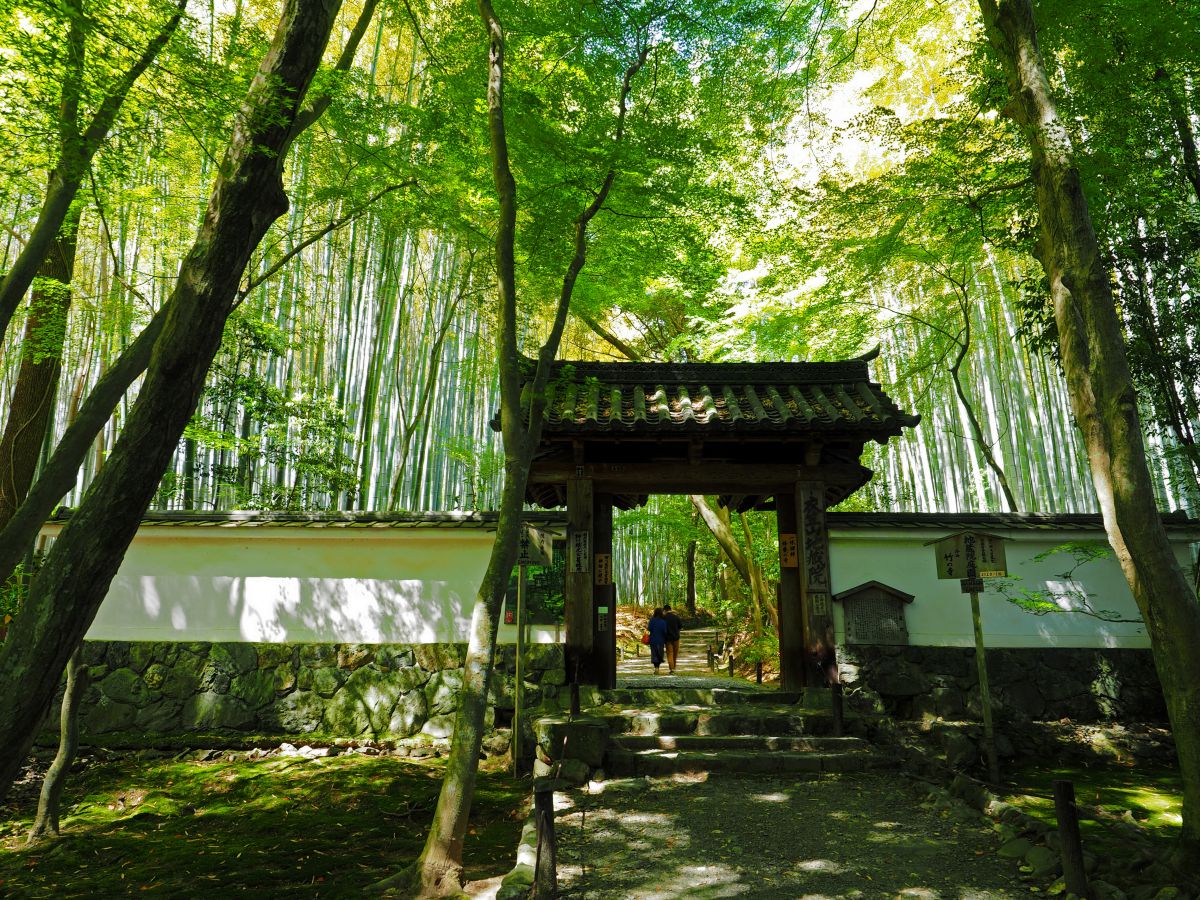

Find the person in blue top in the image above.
[{"left": 647, "top": 607, "right": 669, "bottom": 674}]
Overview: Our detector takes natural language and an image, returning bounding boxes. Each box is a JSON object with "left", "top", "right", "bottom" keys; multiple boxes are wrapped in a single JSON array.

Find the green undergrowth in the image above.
[
  {"left": 0, "top": 752, "right": 527, "bottom": 898},
  {"left": 1001, "top": 763, "right": 1182, "bottom": 851}
]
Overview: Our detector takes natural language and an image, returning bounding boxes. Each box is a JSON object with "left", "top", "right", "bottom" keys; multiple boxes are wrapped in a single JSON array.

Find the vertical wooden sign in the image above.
[
  {"left": 565, "top": 478, "right": 594, "bottom": 656},
  {"left": 779, "top": 534, "right": 799, "bottom": 568},
  {"left": 594, "top": 553, "right": 612, "bottom": 585},
  {"left": 797, "top": 481, "right": 836, "bottom": 685}
]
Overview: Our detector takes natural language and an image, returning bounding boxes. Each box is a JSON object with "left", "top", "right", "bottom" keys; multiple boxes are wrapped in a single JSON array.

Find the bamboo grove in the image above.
[{"left": 0, "top": 0, "right": 1197, "bottom": 546}]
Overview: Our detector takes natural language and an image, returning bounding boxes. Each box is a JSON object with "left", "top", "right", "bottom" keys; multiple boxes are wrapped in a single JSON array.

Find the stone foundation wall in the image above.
[
  {"left": 73, "top": 640, "right": 566, "bottom": 739},
  {"left": 838, "top": 645, "right": 1165, "bottom": 723}
]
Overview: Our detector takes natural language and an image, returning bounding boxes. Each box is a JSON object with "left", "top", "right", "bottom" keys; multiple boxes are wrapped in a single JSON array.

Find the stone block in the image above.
[
  {"left": 256, "top": 645, "right": 294, "bottom": 669},
  {"left": 556, "top": 758, "right": 590, "bottom": 786},
  {"left": 135, "top": 699, "right": 183, "bottom": 731},
  {"left": 426, "top": 670, "right": 464, "bottom": 715},
  {"left": 540, "top": 667, "right": 567, "bottom": 686},
  {"left": 535, "top": 717, "right": 608, "bottom": 767},
  {"left": 231, "top": 669, "right": 277, "bottom": 709},
  {"left": 182, "top": 691, "right": 254, "bottom": 730},
  {"left": 82, "top": 696, "right": 137, "bottom": 733},
  {"left": 310, "top": 667, "right": 345, "bottom": 699},
  {"left": 142, "top": 663, "right": 169, "bottom": 691},
  {"left": 272, "top": 662, "right": 297, "bottom": 695},
  {"left": 209, "top": 643, "right": 258, "bottom": 675},
  {"left": 415, "top": 644, "right": 466, "bottom": 672},
  {"left": 102, "top": 667, "right": 151, "bottom": 707},
  {"left": 299, "top": 644, "right": 337, "bottom": 668},
  {"left": 128, "top": 642, "right": 166, "bottom": 674},
  {"left": 422, "top": 714, "right": 456, "bottom": 739},
  {"left": 338, "top": 644, "right": 375, "bottom": 670},
  {"left": 263, "top": 690, "right": 325, "bottom": 733},
  {"left": 1024, "top": 845, "right": 1059, "bottom": 878},
  {"left": 386, "top": 691, "right": 428, "bottom": 738},
  {"left": 998, "top": 837, "right": 1033, "bottom": 859},
  {"left": 394, "top": 665, "right": 429, "bottom": 693}
]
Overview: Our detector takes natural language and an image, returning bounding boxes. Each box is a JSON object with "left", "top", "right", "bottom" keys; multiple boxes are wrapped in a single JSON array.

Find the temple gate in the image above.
[{"left": 513, "top": 353, "right": 919, "bottom": 691}]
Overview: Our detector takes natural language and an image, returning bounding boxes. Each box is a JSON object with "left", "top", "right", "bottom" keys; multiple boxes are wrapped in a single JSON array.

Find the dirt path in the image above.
[{"left": 555, "top": 771, "right": 1029, "bottom": 898}]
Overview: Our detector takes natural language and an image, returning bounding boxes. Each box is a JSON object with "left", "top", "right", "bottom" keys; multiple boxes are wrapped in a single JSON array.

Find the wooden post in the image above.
[
  {"left": 831, "top": 682, "right": 844, "bottom": 737},
  {"left": 532, "top": 780, "right": 557, "bottom": 898},
  {"left": 1053, "top": 779, "right": 1090, "bottom": 897},
  {"left": 775, "top": 490, "right": 807, "bottom": 691},
  {"left": 797, "top": 482, "right": 837, "bottom": 687},
  {"left": 970, "top": 588, "right": 1000, "bottom": 784},
  {"left": 593, "top": 491, "right": 616, "bottom": 690},
  {"left": 565, "top": 477, "right": 594, "bottom": 684},
  {"left": 755, "top": 661, "right": 763, "bottom": 684}
]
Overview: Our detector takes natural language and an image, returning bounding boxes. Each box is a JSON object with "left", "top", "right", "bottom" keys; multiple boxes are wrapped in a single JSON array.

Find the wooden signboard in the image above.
[
  {"left": 518, "top": 524, "right": 554, "bottom": 566},
  {"left": 932, "top": 531, "right": 1008, "bottom": 580}
]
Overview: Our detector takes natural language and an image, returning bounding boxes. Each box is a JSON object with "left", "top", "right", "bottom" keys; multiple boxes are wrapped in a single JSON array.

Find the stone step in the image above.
[
  {"left": 601, "top": 687, "right": 804, "bottom": 707},
  {"left": 604, "top": 747, "right": 887, "bottom": 777},
  {"left": 597, "top": 706, "right": 840, "bottom": 738},
  {"left": 608, "top": 734, "right": 869, "bottom": 753}
]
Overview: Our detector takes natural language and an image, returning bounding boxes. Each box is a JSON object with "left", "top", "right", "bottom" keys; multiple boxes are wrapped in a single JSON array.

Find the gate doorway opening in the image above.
[{"left": 510, "top": 355, "right": 918, "bottom": 692}]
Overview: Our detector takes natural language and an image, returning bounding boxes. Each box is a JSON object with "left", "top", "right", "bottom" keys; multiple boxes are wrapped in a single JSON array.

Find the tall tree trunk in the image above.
[
  {"left": 689, "top": 495, "right": 773, "bottom": 634},
  {"left": 0, "top": 0, "right": 187, "bottom": 343},
  {"left": 0, "top": 0, "right": 344, "bottom": 803},
  {"left": 685, "top": 539, "right": 697, "bottom": 616},
  {"left": 947, "top": 295, "right": 1020, "bottom": 511},
  {"left": 373, "top": 5, "right": 649, "bottom": 893},
  {"left": 979, "top": 0, "right": 1200, "bottom": 863},
  {"left": 0, "top": 209, "right": 82, "bottom": 529}
]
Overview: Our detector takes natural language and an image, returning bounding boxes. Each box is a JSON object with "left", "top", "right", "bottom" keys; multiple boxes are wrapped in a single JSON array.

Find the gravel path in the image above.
[{"left": 555, "top": 772, "right": 1029, "bottom": 899}]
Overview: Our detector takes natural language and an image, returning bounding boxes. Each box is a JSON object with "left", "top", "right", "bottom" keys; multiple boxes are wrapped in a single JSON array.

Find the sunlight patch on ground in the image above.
[
  {"left": 795, "top": 858, "right": 846, "bottom": 874},
  {"left": 748, "top": 791, "right": 789, "bottom": 803}
]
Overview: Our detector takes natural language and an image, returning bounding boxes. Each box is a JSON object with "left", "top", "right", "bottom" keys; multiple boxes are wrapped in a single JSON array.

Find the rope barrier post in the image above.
[
  {"left": 831, "top": 681, "right": 844, "bottom": 737},
  {"left": 532, "top": 778, "right": 557, "bottom": 898},
  {"left": 1053, "top": 779, "right": 1090, "bottom": 897}
]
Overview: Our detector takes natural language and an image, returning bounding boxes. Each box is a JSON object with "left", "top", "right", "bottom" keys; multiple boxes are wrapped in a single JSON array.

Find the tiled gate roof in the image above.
[{"left": 522, "top": 359, "right": 918, "bottom": 440}]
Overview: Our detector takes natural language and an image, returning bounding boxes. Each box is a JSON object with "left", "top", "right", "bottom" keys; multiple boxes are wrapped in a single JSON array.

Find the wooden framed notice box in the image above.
[{"left": 833, "top": 581, "right": 915, "bottom": 646}]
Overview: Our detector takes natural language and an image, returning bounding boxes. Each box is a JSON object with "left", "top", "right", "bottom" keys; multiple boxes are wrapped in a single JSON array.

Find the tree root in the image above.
[{"left": 367, "top": 861, "right": 467, "bottom": 898}]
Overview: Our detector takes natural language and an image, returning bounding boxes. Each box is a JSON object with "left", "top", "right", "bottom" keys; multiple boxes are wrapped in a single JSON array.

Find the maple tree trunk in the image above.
[
  {"left": 0, "top": 0, "right": 342, "bottom": 803},
  {"left": 686, "top": 539, "right": 697, "bottom": 616},
  {"left": 0, "top": 210, "right": 82, "bottom": 531},
  {"left": 26, "top": 646, "right": 86, "bottom": 843},
  {"left": 979, "top": 0, "right": 1200, "bottom": 863}
]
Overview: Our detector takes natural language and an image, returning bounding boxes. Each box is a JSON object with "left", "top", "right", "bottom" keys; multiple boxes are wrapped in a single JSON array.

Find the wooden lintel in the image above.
[{"left": 528, "top": 461, "right": 870, "bottom": 494}]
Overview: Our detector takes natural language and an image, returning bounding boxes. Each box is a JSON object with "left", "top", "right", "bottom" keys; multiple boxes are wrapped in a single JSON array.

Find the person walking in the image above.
[
  {"left": 663, "top": 605, "right": 683, "bottom": 674},
  {"left": 647, "top": 607, "right": 668, "bottom": 675}
]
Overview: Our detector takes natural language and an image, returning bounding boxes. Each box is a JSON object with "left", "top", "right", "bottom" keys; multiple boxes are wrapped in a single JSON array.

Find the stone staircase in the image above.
[{"left": 534, "top": 682, "right": 892, "bottom": 782}]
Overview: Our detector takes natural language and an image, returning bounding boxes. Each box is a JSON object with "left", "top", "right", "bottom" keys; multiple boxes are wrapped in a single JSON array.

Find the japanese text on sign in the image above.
[
  {"left": 594, "top": 553, "right": 612, "bottom": 586},
  {"left": 570, "top": 531, "right": 590, "bottom": 573},
  {"left": 932, "top": 531, "right": 1007, "bottom": 580},
  {"left": 779, "top": 534, "right": 798, "bottom": 568}
]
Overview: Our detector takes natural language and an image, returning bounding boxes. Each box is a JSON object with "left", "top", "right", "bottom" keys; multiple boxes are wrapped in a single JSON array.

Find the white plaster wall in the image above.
[
  {"left": 47, "top": 521, "right": 1198, "bottom": 648},
  {"left": 828, "top": 527, "right": 1199, "bottom": 649},
  {"left": 54, "top": 526, "right": 558, "bottom": 644}
]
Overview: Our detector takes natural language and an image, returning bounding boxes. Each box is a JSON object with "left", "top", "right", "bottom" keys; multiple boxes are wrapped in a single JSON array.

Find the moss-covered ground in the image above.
[
  {"left": 0, "top": 751, "right": 527, "bottom": 898},
  {"left": 1001, "top": 762, "right": 1182, "bottom": 851}
]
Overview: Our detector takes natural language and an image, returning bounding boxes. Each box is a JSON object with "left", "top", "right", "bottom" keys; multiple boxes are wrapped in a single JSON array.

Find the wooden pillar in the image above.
[
  {"left": 592, "top": 492, "right": 616, "bottom": 689},
  {"left": 565, "top": 478, "right": 594, "bottom": 685},
  {"left": 775, "top": 491, "right": 807, "bottom": 691},
  {"left": 797, "top": 481, "right": 838, "bottom": 686}
]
